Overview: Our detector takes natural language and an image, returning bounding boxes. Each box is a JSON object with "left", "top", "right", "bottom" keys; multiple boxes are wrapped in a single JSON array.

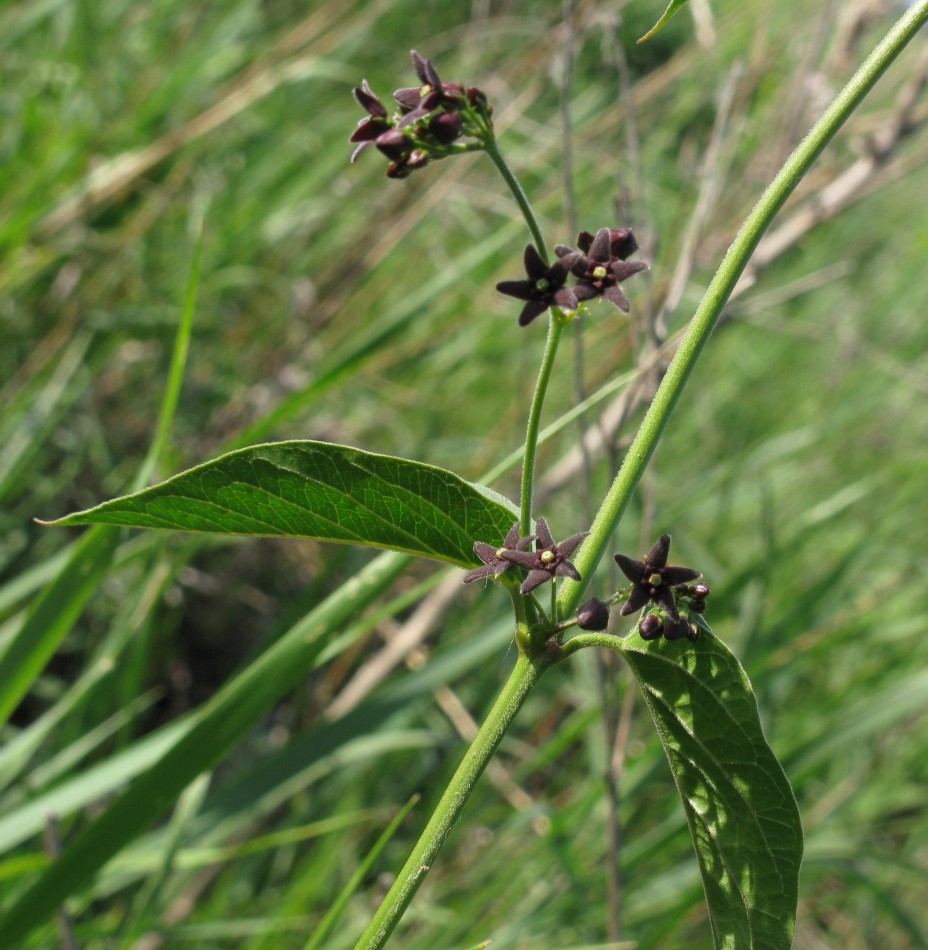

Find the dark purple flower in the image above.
[
  {"left": 500, "top": 517, "right": 589, "bottom": 595},
  {"left": 615, "top": 534, "right": 700, "bottom": 622},
  {"left": 462, "top": 522, "right": 534, "bottom": 585},
  {"left": 578, "top": 597, "right": 611, "bottom": 631},
  {"left": 349, "top": 80, "right": 394, "bottom": 162},
  {"left": 564, "top": 227, "right": 648, "bottom": 312},
  {"left": 497, "top": 245, "right": 584, "bottom": 327},
  {"left": 394, "top": 50, "right": 468, "bottom": 124}
]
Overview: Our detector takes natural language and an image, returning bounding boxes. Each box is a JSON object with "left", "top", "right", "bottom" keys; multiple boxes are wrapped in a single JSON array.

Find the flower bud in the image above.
[
  {"left": 663, "top": 616, "right": 691, "bottom": 641},
  {"left": 375, "top": 128, "right": 410, "bottom": 161},
  {"left": 639, "top": 614, "right": 662, "bottom": 640},
  {"left": 578, "top": 597, "right": 610, "bottom": 631},
  {"left": 428, "top": 111, "right": 463, "bottom": 144}
]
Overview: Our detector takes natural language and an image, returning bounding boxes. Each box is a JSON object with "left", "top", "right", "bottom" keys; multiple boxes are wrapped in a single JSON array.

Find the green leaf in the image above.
[
  {"left": 638, "top": 0, "right": 689, "bottom": 43},
  {"left": 44, "top": 441, "right": 518, "bottom": 567},
  {"left": 620, "top": 626, "right": 802, "bottom": 950}
]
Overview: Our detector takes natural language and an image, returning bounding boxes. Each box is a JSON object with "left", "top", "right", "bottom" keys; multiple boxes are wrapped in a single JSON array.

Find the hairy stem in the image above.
[
  {"left": 556, "top": 0, "right": 928, "bottom": 620},
  {"left": 352, "top": 653, "right": 547, "bottom": 950}
]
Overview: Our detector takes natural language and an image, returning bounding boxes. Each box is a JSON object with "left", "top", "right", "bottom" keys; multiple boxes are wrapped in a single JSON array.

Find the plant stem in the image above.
[
  {"left": 352, "top": 653, "right": 547, "bottom": 950},
  {"left": 484, "top": 139, "right": 548, "bottom": 259},
  {"left": 556, "top": 0, "right": 928, "bottom": 620},
  {"left": 484, "top": 138, "right": 565, "bottom": 533},
  {"left": 519, "top": 315, "right": 564, "bottom": 532}
]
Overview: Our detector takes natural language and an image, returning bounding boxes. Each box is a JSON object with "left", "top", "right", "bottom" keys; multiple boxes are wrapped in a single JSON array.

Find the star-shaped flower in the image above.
[
  {"left": 562, "top": 227, "right": 649, "bottom": 312},
  {"left": 500, "top": 517, "right": 589, "bottom": 595},
  {"left": 496, "top": 245, "right": 584, "bottom": 327},
  {"left": 462, "top": 521, "right": 534, "bottom": 584},
  {"left": 614, "top": 534, "right": 700, "bottom": 622}
]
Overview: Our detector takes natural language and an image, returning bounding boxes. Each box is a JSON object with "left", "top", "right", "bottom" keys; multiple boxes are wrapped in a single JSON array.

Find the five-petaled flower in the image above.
[
  {"left": 560, "top": 227, "right": 649, "bottom": 312},
  {"left": 496, "top": 245, "right": 584, "bottom": 326},
  {"left": 614, "top": 534, "right": 700, "bottom": 622},
  {"left": 462, "top": 521, "right": 534, "bottom": 585},
  {"left": 500, "top": 517, "right": 589, "bottom": 595}
]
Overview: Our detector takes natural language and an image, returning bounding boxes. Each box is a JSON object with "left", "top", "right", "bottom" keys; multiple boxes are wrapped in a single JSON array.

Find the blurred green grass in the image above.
[{"left": 2, "top": 0, "right": 927, "bottom": 946}]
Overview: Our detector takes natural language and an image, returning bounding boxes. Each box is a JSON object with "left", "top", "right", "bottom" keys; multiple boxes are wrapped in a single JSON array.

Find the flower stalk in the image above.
[
  {"left": 351, "top": 653, "right": 548, "bottom": 950},
  {"left": 556, "top": 0, "right": 928, "bottom": 621}
]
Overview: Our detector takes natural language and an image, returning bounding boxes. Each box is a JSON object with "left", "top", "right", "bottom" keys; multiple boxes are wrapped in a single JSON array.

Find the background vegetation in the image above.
[{"left": 2, "top": 0, "right": 927, "bottom": 946}]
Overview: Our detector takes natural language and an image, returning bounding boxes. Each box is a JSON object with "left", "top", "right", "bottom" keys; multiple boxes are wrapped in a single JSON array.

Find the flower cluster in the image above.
[
  {"left": 497, "top": 227, "right": 648, "bottom": 326},
  {"left": 615, "top": 534, "right": 708, "bottom": 642},
  {"left": 351, "top": 50, "right": 492, "bottom": 179},
  {"left": 463, "top": 518, "right": 588, "bottom": 596}
]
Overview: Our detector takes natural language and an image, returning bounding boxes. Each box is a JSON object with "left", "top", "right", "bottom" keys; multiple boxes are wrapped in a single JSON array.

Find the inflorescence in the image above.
[{"left": 350, "top": 50, "right": 493, "bottom": 179}]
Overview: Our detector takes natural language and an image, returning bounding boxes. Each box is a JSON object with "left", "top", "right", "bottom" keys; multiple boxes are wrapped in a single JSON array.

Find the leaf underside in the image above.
[
  {"left": 45, "top": 441, "right": 518, "bottom": 568},
  {"left": 621, "top": 628, "right": 803, "bottom": 950}
]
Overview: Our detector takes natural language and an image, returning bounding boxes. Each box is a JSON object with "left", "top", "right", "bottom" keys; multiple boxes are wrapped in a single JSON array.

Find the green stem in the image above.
[
  {"left": 519, "top": 315, "right": 564, "bottom": 532},
  {"left": 351, "top": 653, "right": 547, "bottom": 950},
  {"left": 556, "top": 0, "right": 928, "bottom": 620},
  {"left": 484, "top": 139, "right": 548, "bottom": 258},
  {"left": 484, "top": 137, "right": 566, "bottom": 534},
  {"left": 559, "top": 631, "right": 625, "bottom": 661}
]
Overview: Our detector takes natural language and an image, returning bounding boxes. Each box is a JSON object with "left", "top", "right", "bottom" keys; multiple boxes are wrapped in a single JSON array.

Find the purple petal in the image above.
[
  {"left": 410, "top": 50, "right": 430, "bottom": 84},
  {"left": 602, "top": 284, "right": 630, "bottom": 312},
  {"left": 556, "top": 531, "right": 589, "bottom": 558},
  {"left": 652, "top": 585, "right": 680, "bottom": 621},
  {"left": 496, "top": 279, "right": 535, "bottom": 301},
  {"left": 573, "top": 281, "right": 599, "bottom": 302},
  {"left": 520, "top": 569, "right": 553, "bottom": 594},
  {"left": 472, "top": 541, "right": 500, "bottom": 566},
  {"left": 462, "top": 564, "right": 497, "bottom": 584},
  {"left": 394, "top": 86, "right": 423, "bottom": 110},
  {"left": 614, "top": 553, "right": 645, "bottom": 583},
  {"left": 554, "top": 560, "right": 581, "bottom": 582},
  {"left": 645, "top": 535, "right": 671, "bottom": 571},
  {"left": 354, "top": 81, "right": 387, "bottom": 117},
  {"left": 499, "top": 550, "right": 538, "bottom": 570},
  {"left": 503, "top": 522, "right": 523, "bottom": 549},
  {"left": 621, "top": 586, "right": 650, "bottom": 615},
  {"left": 534, "top": 518, "right": 555, "bottom": 550},
  {"left": 523, "top": 244, "right": 547, "bottom": 280},
  {"left": 610, "top": 260, "right": 649, "bottom": 281},
  {"left": 662, "top": 566, "right": 701, "bottom": 586},
  {"left": 518, "top": 300, "right": 549, "bottom": 326},
  {"left": 588, "top": 228, "right": 612, "bottom": 263},
  {"left": 552, "top": 287, "right": 579, "bottom": 312}
]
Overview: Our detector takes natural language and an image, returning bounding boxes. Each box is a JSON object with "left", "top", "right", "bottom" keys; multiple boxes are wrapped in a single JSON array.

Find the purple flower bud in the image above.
[
  {"left": 639, "top": 614, "right": 662, "bottom": 640},
  {"left": 578, "top": 597, "right": 611, "bottom": 631}
]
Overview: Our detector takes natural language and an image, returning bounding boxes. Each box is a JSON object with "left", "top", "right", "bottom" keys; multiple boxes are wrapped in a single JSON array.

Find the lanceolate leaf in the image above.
[
  {"left": 621, "top": 627, "right": 802, "bottom": 950},
  {"left": 638, "top": 0, "right": 689, "bottom": 43},
  {"left": 44, "top": 442, "right": 517, "bottom": 567}
]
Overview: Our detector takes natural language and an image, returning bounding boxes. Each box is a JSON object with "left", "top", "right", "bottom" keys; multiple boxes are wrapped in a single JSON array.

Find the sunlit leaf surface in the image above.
[{"left": 46, "top": 441, "right": 517, "bottom": 567}]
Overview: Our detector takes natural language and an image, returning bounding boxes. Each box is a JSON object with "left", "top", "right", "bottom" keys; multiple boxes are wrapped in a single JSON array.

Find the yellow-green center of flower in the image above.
[
  {"left": 495, "top": 547, "right": 507, "bottom": 558},
  {"left": 541, "top": 550, "right": 556, "bottom": 565},
  {"left": 593, "top": 265, "right": 608, "bottom": 280},
  {"left": 648, "top": 572, "right": 663, "bottom": 586},
  {"left": 535, "top": 278, "right": 550, "bottom": 293}
]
